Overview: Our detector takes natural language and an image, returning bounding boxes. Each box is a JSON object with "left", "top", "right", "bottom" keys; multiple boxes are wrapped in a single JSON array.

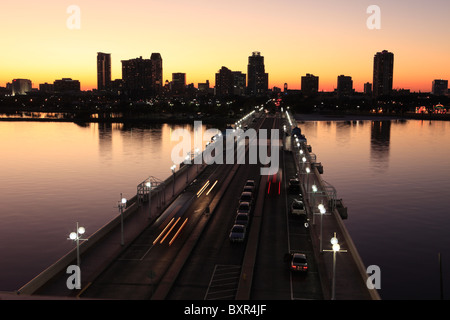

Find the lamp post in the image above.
[
  {"left": 118, "top": 194, "right": 127, "bottom": 246},
  {"left": 171, "top": 165, "right": 176, "bottom": 197},
  {"left": 323, "top": 232, "right": 347, "bottom": 300},
  {"left": 68, "top": 222, "right": 87, "bottom": 268},
  {"left": 305, "top": 166, "right": 310, "bottom": 192},
  {"left": 318, "top": 204, "right": 326, "bottom": 252},
  {"left": 311, "top": 184, "right": 318, "bottom": 223}
]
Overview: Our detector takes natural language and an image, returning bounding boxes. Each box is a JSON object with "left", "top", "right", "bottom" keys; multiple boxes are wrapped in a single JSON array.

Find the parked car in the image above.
[
  {"left": 242, "top": 185, "right": 254, "bottom": 194},
  {"left": 290, "top": 199, "right": 306, "bottom": 216},
  {"left": 288, "top": 178, "right": 300, "bottom": 194},
  {"left": 229, "top": 224, "right": 246, "bottom": 242},
  {"left": 237, "top": 201, "right": 251, "bottom": 215},
  {"left": 243, "top": 180, "right": 255, "bottom": 193},
  {"left": 239, "top": 191, "right": 253, "bottom": 205},
  {"left": 289, "top": 253, "right": 308, "bottom": 272},
  {"left": 235, "top": 213, "right": 250, "bottom": 227}
]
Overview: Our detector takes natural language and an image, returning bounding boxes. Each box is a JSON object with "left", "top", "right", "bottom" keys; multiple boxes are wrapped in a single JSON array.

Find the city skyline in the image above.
[{"left": 1, "top": 0, "right": 449, "bottom": 92}]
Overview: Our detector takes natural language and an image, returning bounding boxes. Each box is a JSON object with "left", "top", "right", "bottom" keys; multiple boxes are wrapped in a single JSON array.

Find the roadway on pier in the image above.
[{"left": 76, "top": 113, "right": 323, "bottom": 300}]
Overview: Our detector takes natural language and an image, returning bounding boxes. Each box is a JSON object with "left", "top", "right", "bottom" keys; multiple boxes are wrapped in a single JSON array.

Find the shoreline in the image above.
[
  {"left": 1, "top": 112, "right": 449, "bottom": 124},
  {"left": 293, "top": 112, "right": 450, "bottom": 122}
]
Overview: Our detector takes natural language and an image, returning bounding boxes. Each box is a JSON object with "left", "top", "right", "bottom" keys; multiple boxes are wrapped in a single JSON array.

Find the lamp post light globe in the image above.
[
  {"left": 78, "top": 226, "right": 85, "bottom": 235},
  {"left": 69, "top": 232, "right": 77, "bottom": 240},
  {"left": 333, "top": 243, "right": 341, "bottom": 252}
]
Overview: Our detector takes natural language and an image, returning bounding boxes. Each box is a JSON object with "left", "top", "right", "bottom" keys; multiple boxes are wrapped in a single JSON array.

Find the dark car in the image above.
[
  {"left": 288, "top": 178, "right": 301, "bottom": 194},
  {"left": 239, "top": 191, "right": 254, "bottom": 205},
  {"left": 237, "top": 201, "right": 251, "bottom": 215},
  {"left": 229, "top": 224, "right": 246, "bottom": 242},
  {"left": 289, "top": 253, "right": 308, "bottom": 272},
  {"left": 235, "top": 213, "right": 250, "bottom": 227}
]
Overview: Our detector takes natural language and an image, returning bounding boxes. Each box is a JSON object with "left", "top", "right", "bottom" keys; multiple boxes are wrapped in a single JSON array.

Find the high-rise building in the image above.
[
  {"left": 150, "top": 53, "right": 163, "bottom": 96},
  {"left": 373, "top": 50, "right": 394, "bottom": 98},
  {"left": 53, "top": 78, "right": 80, "bottom": 92},
  {"left": 215, "top": 67, "right": 233, "bottom": 97},
  {"left": 301, "top": 74, "right": 319, "bottom": 96},
  {"left": 121, "top": 56, "right": 152, "bottom": 97},
  {"left": 247, "top": 51, "right": 268, "bottom": 96},
  {"left": 171, "top": 73, "right": 186, "bottom": 95},
  {"left": 97, "top": 52, "right": 111, "bottom": 91},
  {"left": 39, "top": 82, "right": 54, "bottom": 93},
  {"left": 432, "top": 79, "right": 448, "bottom": 96},
  {"left": 364, "top": 82, "right": 372, "bottom": 96},
  {"left": 232, "top": 71, "right": 246, "bottom": 96},
  {"left": 11, "top": 79, "right": 32, "bottom": 96},
  {"left": 337, "top": 75, "right": 353, "bottom": 96},
  {"left": 121, "top": 54, "right": 163, "bottom": 97}
]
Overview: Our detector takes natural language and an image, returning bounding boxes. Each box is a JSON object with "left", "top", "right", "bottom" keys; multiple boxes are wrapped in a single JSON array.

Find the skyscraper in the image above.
[
  {"left": 337, "top": 75, "right": 353, "bottom": 96},
  {"left": 432, "top": 79, "right": 448, "bottom": 96},
  {"left": 171, "top": 73, "right": 186, "bottom": 95},
  {"left": 247, "top": 51, "right": 268, "bottom": 96},
  {"left": 150, "top": 53, "right": 163, "bottom": 96},
  {"left": 373, "top": 50, "right": 394, "bottom": 98},
  {"left": 301, "top": 73, "right": 319, "bottom": 96},
  {"left": 121, "top": 56, "right": 152, "bottom": 97},
  {"left": 97, "top": 52, "right": 111, "bottom": 91}
]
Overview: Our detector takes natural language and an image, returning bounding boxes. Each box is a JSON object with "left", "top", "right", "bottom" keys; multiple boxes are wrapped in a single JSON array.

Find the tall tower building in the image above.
[
  {"left": 337, "top": 75, "right": 353, "bottom": 96},
  {"left": 247, "top": 51, "right": 268, "bottom": 96},
  {"left": 121, "top": 56, "right": 152, "bottom": 97},
  {"left": 373, "top": 50, "right": 394, "bottom": 98},
  {"left": 301, "top": 73, "right": 319, "bottom": 96},
  {"left": 97, "top": 52, "right": 111, "bottom": 91},
  {"left": 150, "top": 53, "right": 163, "bottom": 96}
]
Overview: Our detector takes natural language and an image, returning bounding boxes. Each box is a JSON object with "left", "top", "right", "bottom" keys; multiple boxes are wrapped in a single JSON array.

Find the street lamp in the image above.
[
  {"left": 324, "top": 232, "right": 347, "bottom": 300},
  {"left": 171, "top": 165, "right": 176, "bottom": 196},
  {"left": 318, "top": 204, "right": 326, "bottom": 252},
  {"left": 118, "top": 194, "right": 127, "bottom": 246},
  {"left": 305, "top": 166, "right": 310, "bottom": 192},
  {"left": 68, "top": 222, "right": 87, "bottom": 268}
]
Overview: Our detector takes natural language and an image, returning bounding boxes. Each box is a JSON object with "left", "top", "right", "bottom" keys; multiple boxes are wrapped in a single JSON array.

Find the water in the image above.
[
  {"left": 1, "top": 118, "right": 449, "bottom": 299},
  {"left": 0, "top": 121, "right": 219, "bottom": 292},
  {"left": 298, "top": 119, "right": 450, "bottom": 300}
]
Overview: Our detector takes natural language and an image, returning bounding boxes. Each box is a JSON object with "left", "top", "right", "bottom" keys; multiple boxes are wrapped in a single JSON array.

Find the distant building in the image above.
[
  {"left": 247, "top": 51, "right": 268, "bottom": 96},
  {"left": 121, "top": 56, "right": 152, "bottom": 97},
  {"left": 198, "top": 80, "right": 210, "bottom": 93},
  {"left": 337, "top": 75, "right": 353, "bottom": 96},
  {"left": 364, "top": 82, "right": 372, "bottom": 96},
  {"left": 11, "top": 79, "right": 32, "bottom": 96},
  {"left": 171, "top": 73, "right": 186, "bottom": 95},
  {"left": 53, "top": 78, "right": 80, "bottom": 92},
  {"left": 39, "top": 82, "right": 54, "bottom": 93},
  {"left": 150, "top": 53, "right": 163, "bottom": 96},
  {"left": 373, "top": 50, "right": 394, "bottom": 98},
  {"left": 432, "top": 79, "right": 448, "bottom": 96},
  {"left": 301, "top": 74, "right": 319, "bottom": 96},
  {"left": 215, "top": 68, "right": 246, "bottom": 97},
  {"left": 215, "top": 67, "right": 233, "bottom": 97},
  {"left": 97, "top": 52, "right": 111, "bottom": 91}
]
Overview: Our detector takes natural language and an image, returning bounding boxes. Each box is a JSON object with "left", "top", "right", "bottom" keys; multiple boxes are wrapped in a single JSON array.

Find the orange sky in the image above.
[{"left": 1, "top": 0, "right": 449, "bottom": 92}]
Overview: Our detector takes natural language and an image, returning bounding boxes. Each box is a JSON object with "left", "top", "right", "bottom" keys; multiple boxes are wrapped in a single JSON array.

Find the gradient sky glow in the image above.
[{"left": 1, "top": 0, "right": 449, "bottom": 92}]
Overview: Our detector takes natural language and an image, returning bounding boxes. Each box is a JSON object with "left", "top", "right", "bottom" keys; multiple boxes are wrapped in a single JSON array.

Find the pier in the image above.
[{"left": 4, "top": 109, "right": 380, "bottom": 300}]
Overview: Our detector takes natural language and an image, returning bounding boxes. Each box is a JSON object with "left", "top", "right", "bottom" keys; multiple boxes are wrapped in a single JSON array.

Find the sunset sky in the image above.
[{"left": 1, "top": 0, "right": 449, "bottom": 92}]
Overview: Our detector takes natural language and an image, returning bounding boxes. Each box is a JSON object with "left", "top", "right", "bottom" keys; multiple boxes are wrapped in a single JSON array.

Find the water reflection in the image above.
[{"left": 370, "top": 121, "right": 391, "bottom": 172}]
